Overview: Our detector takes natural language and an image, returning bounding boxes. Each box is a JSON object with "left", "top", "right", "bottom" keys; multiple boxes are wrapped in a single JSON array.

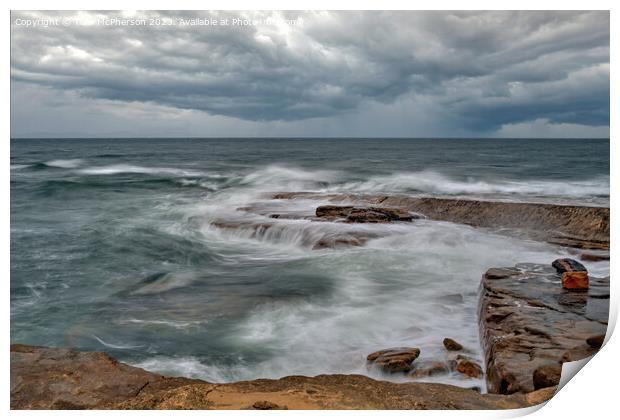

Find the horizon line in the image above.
[{"left": 10, "top": 136, "right": 612, "bottom": 140}]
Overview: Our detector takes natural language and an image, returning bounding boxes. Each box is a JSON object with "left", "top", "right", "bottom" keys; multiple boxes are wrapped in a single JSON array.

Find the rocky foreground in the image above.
[
  {"left": 11, "top": 194, "right": 610, "bottom": 409},
  {"left": 480, "top": 264, "right": 608, "bottom": 394},
  {"left": 11, "top": 344, "right": 554, "bottom": 410}
]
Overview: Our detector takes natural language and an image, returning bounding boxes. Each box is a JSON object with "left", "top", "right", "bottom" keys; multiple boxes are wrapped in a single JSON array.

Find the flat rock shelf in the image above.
[
  {"left": 479, "top": 264, "right": 609, "bottom": 394},
  {"left": 10, "top": 344, "right": 554, "bottom": 410}
]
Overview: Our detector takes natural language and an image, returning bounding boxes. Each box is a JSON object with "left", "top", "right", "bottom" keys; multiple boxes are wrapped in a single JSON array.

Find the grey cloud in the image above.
[{"left": 10, "top": 10, "right": 609, "bottom": 135}]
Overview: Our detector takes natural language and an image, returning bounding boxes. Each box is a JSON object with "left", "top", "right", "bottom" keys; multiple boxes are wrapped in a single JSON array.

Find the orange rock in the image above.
[
  {"left": 561, "top": 271, "right": 589, "bottom": 290},
  {"left": 456, "top": 359, "right": 483, "bottom": 379}
]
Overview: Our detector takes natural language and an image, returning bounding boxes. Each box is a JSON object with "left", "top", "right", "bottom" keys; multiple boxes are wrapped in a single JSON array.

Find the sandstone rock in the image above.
[
  {"left": 454, "top": 358, "right": 483, "bottom": 379},
  {"left": 532, "top": 363, "right": 562, "bottom": 390},
  {"left": 561, "top": 344, "right": 599, "bottom": 362},
  {"left": 580, "top": 252, "right": 610, "bottom": 262},
  {"left": 561, "top": 272, "right": 589, "bottom": 290},
  {"left": 252, "top": 400, "right": 288, "bottom": 409},
  {"left": 479, "top": 263, "right": 608, "bottom": 394},
  {"left": 12, "top": 344, "right": 544, "bottom": 409},
  {"left": 443, "top": 338, "right": 464, "bottom": 351},
  {"left": 315, "top": 205, "right": 414, "bottom": 223},
  {"left": 315, "top": 205, "right": 354, "bottom": 218},
  {"left": 10, "top": 344, "right": 203, "bottom": 409},
  {"left": 367, "top": 347, "right": 420, "bottom": 373},
  {"left": 524, "top": 387, "right": 557, "bottom": 406},
  {"left": 484, "top": 267, "right": 521, "bottom": 279},
  {"left": 274, "top": 193, "right": 609, "bottom": 250}
]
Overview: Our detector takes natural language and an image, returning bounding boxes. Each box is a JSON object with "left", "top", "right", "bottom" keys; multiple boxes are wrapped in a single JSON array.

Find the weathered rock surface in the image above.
[
  {"left": 316, "top": 205, "right": 415, "bottom": 223},
  {"left": 366, "top": 347, "right": 420, "bottom": 373},
  {"left": 479, "top": 263, "right": 609, "bottom": 394},
  {"left": 552, "top": 258, "right": 590, "bottom": 290},
  {"left": 453, "top": 357, "right": 483, "bottom": 379},
  {"left": 10, "top": 344, "right": 553, "bottom": 409},
  {"left": 272, "top": 193, "right": 610, "bottom": 249},
  {"left": 552, "top": 258, "right": 588, "bottom": 274},
  {"left": 10, "top": 344, "right": 202, "bottom": 409},
  {"left": 532, "top": 363, "right": 562, "bottom": 390},
  {"left": 560, "top": 272, "right": 590, "bottom": 290},
  {"left": 443, "top": 338, "right": 464, "bottom": 351},
  {"left": 579, "top": 251, "right": 609, "bottom": 262}
]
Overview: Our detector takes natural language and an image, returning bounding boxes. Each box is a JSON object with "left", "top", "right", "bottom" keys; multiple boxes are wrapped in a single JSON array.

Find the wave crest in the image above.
[{"left": 330, "top": 170, "right": 609, "bottom": 199}]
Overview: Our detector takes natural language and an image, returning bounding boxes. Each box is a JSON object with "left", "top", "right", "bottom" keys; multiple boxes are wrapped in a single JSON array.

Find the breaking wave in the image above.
[
  {"left": 77, "top": 164, "right": 203, "bottom": 177},
  {"left": 330, "top": 170, "right": 609, "bottom": 200},
  {"left": 45, "top": 159, "right": 85, "bottom": 169}
]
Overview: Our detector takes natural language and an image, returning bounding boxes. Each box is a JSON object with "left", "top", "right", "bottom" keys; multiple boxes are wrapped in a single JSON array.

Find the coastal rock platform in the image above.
[
  {"left": 10, "top": 344, "right": 554, "bottom": 410},
  {"left": 270, "top": 193, "right": 610, "bottom": 250},
  {"left": 479, "top": 264, "right": 609, "bottom": 394}
]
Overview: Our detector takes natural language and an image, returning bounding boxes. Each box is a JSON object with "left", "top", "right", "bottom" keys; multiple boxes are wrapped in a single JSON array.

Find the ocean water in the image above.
[{"left": 10, "top": 138, "right": 610, "bottom": 390}]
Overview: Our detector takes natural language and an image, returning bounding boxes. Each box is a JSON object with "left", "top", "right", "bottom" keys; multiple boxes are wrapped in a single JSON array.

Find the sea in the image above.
[{"left": 10, "top": 138, "right": 610, "bottom": 390}]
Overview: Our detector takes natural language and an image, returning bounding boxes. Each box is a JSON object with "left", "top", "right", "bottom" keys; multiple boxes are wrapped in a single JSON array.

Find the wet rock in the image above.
[
  {"left": 532, "top": 363, "right": 562, "bottom": 390},
  {"left": 13, "top": 344, "right": 545, "bottom": 409},
  {"left": 312, "top": 236, "right": 368, "bottom": 250},
  {"left": 443, "top": 338, "right": 463, "bottom": 351},
  {"left": 580, "top": 252, "right": 610, "bottom": 262},
  {"left": 275, "top": 193, "right": 609, "bottom": 250},
  {"left": 453, "top": 357, "right": 483, "bottom": 379},
  {"left": 367, "top": 347, "right": 420, "bottom": 373},
  {"left": 552, "top": 258, "right": 590, "bottom": 290},
  {"left": 586, "top": 334, "right": 605, "bottom": 348},
  {"left": 552, "top": 258, "right": 588, "bottom": 274},
  {"left": 408, "top": 362, "right": 450, "bottom": 379},
  {"left": 484, "top": 267, "right": 521, "bottom": 279},
  {"left": 561, "top": 272, "right": 589, "bottom": 290},
  {"left": 315, "top": 205, "right": 414, "bottom": 223},
  {"left": 315, "top": 205, "right": 354, "bottom": 218},
  {"left": 479, "top": 263, "right": 608, "bottom": 394},
  {"left": 347, "top": 207, "right": 414, "bottom": 223}
]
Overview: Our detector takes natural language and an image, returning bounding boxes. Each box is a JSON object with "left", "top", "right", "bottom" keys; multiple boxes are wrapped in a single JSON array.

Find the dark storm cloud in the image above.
[{"left": 10, "top": 10, "right": 609, "bottom": 134}]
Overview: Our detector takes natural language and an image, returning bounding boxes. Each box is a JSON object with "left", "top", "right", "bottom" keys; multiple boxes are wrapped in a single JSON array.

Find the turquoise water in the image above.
[{"left": 10, "top": 138, "right": 610, "bottom": 388}]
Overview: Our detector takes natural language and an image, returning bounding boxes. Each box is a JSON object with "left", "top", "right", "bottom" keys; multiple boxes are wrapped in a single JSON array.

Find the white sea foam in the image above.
[
  {"left": 131, "top": 272, "right": 196, "bottom": 295},
  {"left": 134, "top": 356, "right": 245, "bottom": 382},
  {"left": 91, "top": 334, "right": 145, "bottom": 350},
  {"left": 238, "top": 165, "right": 340, "bottom": 192},
  {"left": 148, "top": 208, "right": 578, "bottom": 388},
  {"left": 328, "top": 170, "right": 610, "bottom": 199},
  {"left": 120, "top": 318, "right": 209, "bottom": 329},
  {"left": 45, "top": 159, "right": 84, "bottom": 168},
  {"left": 77, "top": 164, "right": 203, "bottom": 176}
]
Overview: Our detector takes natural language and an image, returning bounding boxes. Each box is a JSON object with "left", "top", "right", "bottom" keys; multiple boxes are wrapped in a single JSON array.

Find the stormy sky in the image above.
[{"left": 10, "top": 10, "right": 610, "bottom": 138}]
